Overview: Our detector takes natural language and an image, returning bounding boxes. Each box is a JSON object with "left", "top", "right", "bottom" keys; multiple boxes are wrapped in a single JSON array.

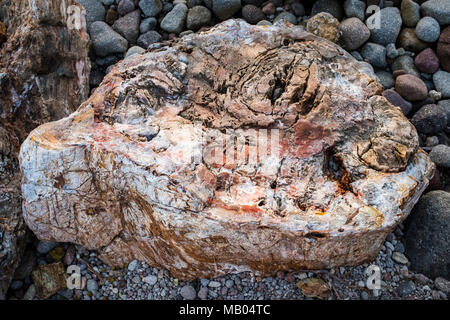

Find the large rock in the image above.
[
  {"left": 19, "top": 20, "right": 434, "bottom": 280},
  {"left": 405, "top": 191, "right": 450, "bottom": 279},
  {"left": 0, "top": 0, "right": 90, "bottom": 298}
]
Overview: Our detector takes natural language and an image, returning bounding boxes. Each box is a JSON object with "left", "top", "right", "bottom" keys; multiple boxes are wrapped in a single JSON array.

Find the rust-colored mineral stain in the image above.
[{"left": 282, "top": 120, "right": 335, "bottom": 159}]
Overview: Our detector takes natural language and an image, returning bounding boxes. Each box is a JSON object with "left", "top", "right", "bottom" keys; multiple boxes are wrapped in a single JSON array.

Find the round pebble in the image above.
[
  {"left": 395, "top": 74, "right": 428, "bottom": 102},
  {"left": 415, "top": 17, "right": 441, "bottom": 43}
]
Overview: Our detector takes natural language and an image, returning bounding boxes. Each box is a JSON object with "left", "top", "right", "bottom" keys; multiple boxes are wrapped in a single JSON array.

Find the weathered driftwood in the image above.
[
  {"left": 0, "top": 0, "right": 90, "bottom": 298},
  {"left": 20, "top": 20, "right": 434, "bottom": 279}
]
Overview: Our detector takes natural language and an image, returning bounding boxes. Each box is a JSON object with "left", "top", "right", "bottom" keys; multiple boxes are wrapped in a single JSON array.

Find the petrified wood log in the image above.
[
  {"left": 20, "top": 20, "right": 434, "bottom": 279},
  {"left": 0, "top": 0, "right": 90, "bottom": 298}
]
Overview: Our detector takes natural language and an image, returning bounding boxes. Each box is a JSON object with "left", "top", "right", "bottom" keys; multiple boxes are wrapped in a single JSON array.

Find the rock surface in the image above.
[
  {"left": 20, "top": 20, "right": 434, "bottom": 280},
  {"left": 0, "top": 0, "right": 90, "bottom": 298},
  {"left": 405, "top": 190, "right": 450, "bottom": 279}
]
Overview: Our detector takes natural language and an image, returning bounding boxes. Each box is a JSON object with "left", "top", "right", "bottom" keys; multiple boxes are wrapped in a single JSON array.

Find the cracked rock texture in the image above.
[
  {"left": 0, "top": 0, "right": 90, "bottom": 298},
  {"left": 20, "top": 20, "right": 434, "bottom": 280}
]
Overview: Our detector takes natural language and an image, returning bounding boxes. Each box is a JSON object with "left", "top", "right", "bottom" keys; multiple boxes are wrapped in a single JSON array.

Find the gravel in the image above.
[
  {"left": 9, "top": 224, "right": 443, "bottom": 301},
  {"left": 397, "top": 280, "right": 416, "bottom": 297}
]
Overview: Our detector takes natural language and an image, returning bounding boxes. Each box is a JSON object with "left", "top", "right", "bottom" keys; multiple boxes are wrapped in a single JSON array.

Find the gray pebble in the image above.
[
  {"left": 273, "top": 11, "right": 297, "bottom": 25},
  {"left": 90, "top": 21, "right": 128, "bottom": 57},
  {"left": 77, "top": 0, "right": 106, "bottom": 28},
  {"left": 211, "top": 0, "right": 242, "bottom": 20},
  {"left": 137, "top": 31, "right": 162, "bottom": 48},
  {"left": 36, "top": 241, "right": 58, "bottom": 254},
  {"left": 160, "top": 3, "right": 188, "bottom": 34},
  {"left": 127, "top": 260, "right": 139, "bottom": 272},
  {"left": 430, "top": 144, "right": 450, "bottom": 167},
  {"left": 140, "top": 17, "right": 157, "bottom": 34},
  {"left": 186, "top": 5, "right": 212, "bottom": 30},
  {"left": 421, "top": 0, "right": 450, "bottom": 25},
  {"left": 117, "top": 0, "right": 136, "bottom": 16},
  {"left": 139, "top": 0, "right": 163, "bottom": 17},
  {"left": 386, "top": 43, "right": 399, "bottom": 59},
  {"left": 112, "top": 9, "right": 141, "bottom": 44},
  {"left": 197, "top": 286, "right": 208, "bottom": 299},
  {"left": 366, "top": 7, "right": 402, "bottom": 46},
  {"left": 360, "top": 291, "right": 369, "bottom": 300},
  {"left": 23, "top": 284, "right": 36, "bottom": 300},
  {"left": 392, "top": 55, "right": 420, "bottom": 78},
  {"left": 208, "top": 280, "right": 221, "bottom": 288},
  {"left": 361, "top": 42, "right": 387, "bottom": 68},
  {"left": 344, "top": 0, "right": 365, "bottom": 21},
  {"left": 87, "top": 279, "right": 99, "bottom": 292},
  {"left": 397, "top": 280, "right": 416, "bottom": 296},
  {"left": 415, "top": 17, "right": 440, "bottom": 43},
  {"left": 377, "top": 71, "right": 395, "bottom": 89},
  {"left": 180, "top": 285, "right": 197, "bottom": 299},
  {"left": 433, "top": 71, "right": 450, "bottom": 98},
  {"left": 143, "top": 275, "right": 158, "bottom": 286}
]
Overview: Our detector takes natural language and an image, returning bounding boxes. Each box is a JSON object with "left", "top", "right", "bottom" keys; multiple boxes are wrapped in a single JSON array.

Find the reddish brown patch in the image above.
[{"left": 282, "top": 120, "right": 335, "bottom": 158}]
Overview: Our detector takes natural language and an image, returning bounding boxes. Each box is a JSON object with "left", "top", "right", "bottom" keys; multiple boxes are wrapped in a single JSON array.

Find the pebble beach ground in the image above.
[
  {"left": 3, "top": 0, "right": 450, "bottom": 300},
  {"left": 8, "top": 223, "right": 449, "bottom": 300}
]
